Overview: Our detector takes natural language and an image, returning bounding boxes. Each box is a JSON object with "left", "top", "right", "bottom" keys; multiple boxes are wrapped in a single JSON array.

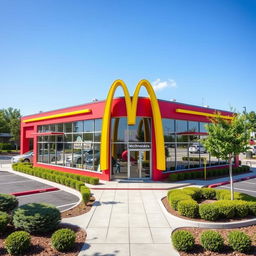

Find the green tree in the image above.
[
  {"left": 0, "top": 110, "right": 9, "bottom": 133},
  {"left": 3, "top": 108, "right": 21, "bottom": 149},
  {"left": 245, "top": 111, "right": 256, "bottom": 136},
  {"left": 202, "top": 113, "right": 250, "bottom": 200}
]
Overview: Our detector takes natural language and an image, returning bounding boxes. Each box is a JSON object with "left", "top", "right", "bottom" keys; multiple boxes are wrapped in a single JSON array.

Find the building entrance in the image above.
[{"left": 128, "top": 149, "right": 151, "bottom": 179}]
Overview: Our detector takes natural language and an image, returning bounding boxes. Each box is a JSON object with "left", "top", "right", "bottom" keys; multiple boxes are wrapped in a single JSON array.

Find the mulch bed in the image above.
[
  {"left": 61, "top": 196, "right": 95, "bottom": 218},
  {"left": 177, "top": 226, "right": 256, "bottom": 256},
  {"left": 0, "top": 223, "right": 86, "bottom": 256},
  {"left": 162, "top": 197, "right": 255, "bottom": 223}
]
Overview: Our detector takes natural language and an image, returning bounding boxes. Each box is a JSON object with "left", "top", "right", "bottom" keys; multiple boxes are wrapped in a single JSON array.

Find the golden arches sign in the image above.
[{"left": 100, "top": 79, "right": 166, "bottom": 171}]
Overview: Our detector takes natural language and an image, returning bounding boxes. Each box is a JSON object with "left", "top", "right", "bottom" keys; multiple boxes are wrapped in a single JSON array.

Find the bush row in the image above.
[
  {"left": 4, "top": 228, "right": 76, "bottom": 255},
  {"left": 12, "top": 163, "right": 92, "bottom": 204},
  {"left": 169, "top": 165, "right": 250, "bottom": 181},
  {"left": 0, "top": 143, "right": 15, "bottom": 150},
  {"left": 172, "top": 229, "right": 252, "bottom": 253},
  {"left": 168, "top": 187, "right": 256, "bottom": 220},
  {"left": 182, "top": 156, "right": 206, "bottom": 162}
]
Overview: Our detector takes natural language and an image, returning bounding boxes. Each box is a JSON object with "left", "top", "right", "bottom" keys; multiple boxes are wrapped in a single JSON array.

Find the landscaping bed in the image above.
[
  {"left": 165, "top": 187, "right": 256, "bottom": 221},
  {"left": 175, "top": 226, "right": 256, "bottom": 256},
  {"left": 61, "top": 196, "right": 95, "bottom": 218},
  {"left": 0, "top": 224, "right": 85, "bottom": 256}
]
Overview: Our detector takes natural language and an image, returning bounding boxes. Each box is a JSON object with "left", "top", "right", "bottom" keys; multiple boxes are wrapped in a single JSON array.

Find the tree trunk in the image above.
[{"left": 229, "top": 156, "right": 234, "bottom": 200}]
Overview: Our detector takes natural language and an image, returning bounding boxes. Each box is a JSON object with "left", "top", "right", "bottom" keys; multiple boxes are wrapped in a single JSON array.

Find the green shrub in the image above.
[
  {"left": 171, "top": 230, "right": 195, "bottom": 252},
  {"left": 80, "top": 186, "right": 91, "bottom": 203},
  {"left": 200, "top": 230, "right": 224, "bottom": 252},
  {"left": 214, "top": 200, "right": 235, "bottom": 218},
  {"left": 233, "top": 200, "right": 249, "bottom": 218},
  {"left": 201, "top": 188, "right": 216, "bottom": 199},
  {"left": 5, "top": 231, "right": 31, "bottom": 255},
  {"left": 228, "top": 231, "right": 251, "bottom": 253},
  {"left": 13, "top": 203, "right": 61, "bottom": 234},
  {"left": 199, "top": 204, "right": 219, "bottom": 221},
  {"left": 51, "top": 228, "right": 76, "bottom": 252},
  {"left": 0, "top": 211, "right": 10, "bottom": 233},
  {"left": 169, "top": 173, "right": 178, "bottom": 181},
  {"left": 247, "top": 202, "right": 256, "bottom": 216},
  {"left": 75, "top": 181, "right": 84, "bottom": 191},
  {"left": 182, "top": 187, "right": 201, "bottom": 200},
  {"left": 177, "top": 200, "right": 199, "bottom": 218},
  {"left": 168, "top": 193, "right": 191, "bottom": 210},
  {"left": 0, "top": 193, "right": 18, "bottom": 212}
]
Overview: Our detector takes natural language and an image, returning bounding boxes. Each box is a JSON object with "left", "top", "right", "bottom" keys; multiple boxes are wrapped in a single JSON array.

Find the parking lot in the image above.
[
  {"left": 0, "top": 170, "right": 80, "bottom": 211},
  {"left": 217, "top": 177, "right": 256, "bottom": 197}
]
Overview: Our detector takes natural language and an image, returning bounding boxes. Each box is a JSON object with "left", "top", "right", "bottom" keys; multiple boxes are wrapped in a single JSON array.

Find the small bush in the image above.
[
  {"left": 177, "top": 200, "right": 199, "bottom": 218},
  {"left": 0, "top": 211, "right": 10, "bottom": 233},
  {"left": 214, "top": 200, "right": 235, "bottom": 218},
  {"left": 199, "top": 204, "right": 219, "bottom": 221},
  {"left": 233, "top": 200, "right": 249, "bottom": 218},
  {"left": 247, "top": 202, "right": 256, "bottom": 216},
  {"left": 80, "top": 186, "right": 91, "bottom": 203},
  {"left": 0, "top": 193, "right": 18, "bottom": 212},
  {"left": 5, "top": 231, "right": 31, "bottom": 255},
  {"left": 171, "top": 230, "right": 195, "bottom": 252},
  {"left": 200, "top": 230, "right": 224, "bottom": 252},
  {"left": 201, "top": 188, "right": 216, "bottom": 199},
  {"left": 182, "top": 187, "right": 201, "bottom": 200},
  {"left": 169, "top": 193, "right": 191, "bottom": 210},
  {"left": 51, "top": 228, "right": 76, "bottom": 252},
  {"left": 169, "top": 173, "right": 178, "bottom": 181},
  {"left": 13, "top": 203, "right": 61, "bottom": 234},
  {"left": 228, "top": 231, "right": 251, "bottom": 253}
]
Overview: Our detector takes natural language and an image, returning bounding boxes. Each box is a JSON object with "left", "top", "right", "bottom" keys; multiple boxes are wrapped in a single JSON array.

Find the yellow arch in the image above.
[{"left": 100, "top": 79, "right": 166, "bottom": 171}]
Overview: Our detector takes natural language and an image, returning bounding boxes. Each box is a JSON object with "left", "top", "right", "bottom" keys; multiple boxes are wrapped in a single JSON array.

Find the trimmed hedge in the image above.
[
  {"left": 168, "top": 165, "right": 250, "bottom": 181},
  {"left": 12, "top": 163, "right": 92, "bottom": 204},
  {"left": 5, "top": 231, "right": 31, "bottom": 255},
  {"left": 13, "top": 203, "right": 61, "bottom": 234},
  {"left": 171, "top": 230, "right": 195, "bottom": 252},
  {"left": 199, "top": 204, "right": 219, "bottom": 221},
  {"left": 200, "top": 230, "right": 224, "bottom": 252},
  {"left": 177, "top": 199, "right": 199, "bottom": 218},
  {"left": 0, "top": 193, "right": 18, "bottom": 212},
  {"left": 0, "top": 211, "right": 10, "bottom": 233},
  {"left": 51, "top": 228, "right": 76, "bottom": 252},
  {"left": 167, "top": 187, "right": 256, "bottom": 221},
  {"left": 228, "top": 231, "right": 252, "bottom": 253}
]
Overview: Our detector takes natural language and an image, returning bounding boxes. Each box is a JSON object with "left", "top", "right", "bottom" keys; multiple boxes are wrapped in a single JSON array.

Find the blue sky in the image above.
[{"left": 0, "top": 0, "right": 255, "bottom": 116}]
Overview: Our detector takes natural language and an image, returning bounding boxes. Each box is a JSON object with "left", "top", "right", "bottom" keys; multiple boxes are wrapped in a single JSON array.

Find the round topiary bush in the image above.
[
  {"left": 171, "top": 230, "right": 195, "bottom": 252},
  {"left": 0, "top": 193, "right": 18, "bottom": 212},
  {"left": 4, "top": 231, "right": 31, "bottom": 255},
  {"left": 201, "top": 188, "right": 216, "bottom": 199},
  {"left": 51, "top": 228, "right": 76, "bottom": 252},
  {"left": 177, "top": 199, "right": 199, "bottom": 218},
  {"left": 233, "top": 200, "right": 249, "bottom": 218},
  {"left": 214, "top": 201, "right": 236, "bottom": 219},
  {"left": 0, "top": 211, "right": 10, "bottom": 233},
  {"left": 13, "top": 203, "right": 61, "bottom": 234},
  {"left": 227, "top": 231, "right": 251, "bottom": 253},
  {"left": 199, "top": 204, "right": 219, "bottom": 221},
  {"left": 200, "top": 230, "right": 224, "bottom": 252}
]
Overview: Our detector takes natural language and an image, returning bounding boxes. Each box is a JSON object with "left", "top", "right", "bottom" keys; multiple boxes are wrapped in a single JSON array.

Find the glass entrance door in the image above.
[{"left": 128, "top": 150, "right": 151, "bottom": 179}]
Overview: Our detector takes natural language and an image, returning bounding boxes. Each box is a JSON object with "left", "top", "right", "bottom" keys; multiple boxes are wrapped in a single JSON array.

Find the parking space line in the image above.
[
  {"left": 56, "top": 202, "right": 79, "bottom": 208},
  {"left": 0, "top": 180, "right": 35, "bottom": 185},
  {"left": 221, "top": 186, "right": 256, "bottom": 194},
  {"left": 16, "top": 190, "right": 62, "bottom": 198},
  {"left": 241, "top": 181, "right": 256, "bottom": 185}
]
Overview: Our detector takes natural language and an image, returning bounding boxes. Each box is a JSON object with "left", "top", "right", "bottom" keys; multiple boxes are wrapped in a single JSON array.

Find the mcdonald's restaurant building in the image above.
[{"left": 20, "top": 80, "right": 235, "bottom": 181}]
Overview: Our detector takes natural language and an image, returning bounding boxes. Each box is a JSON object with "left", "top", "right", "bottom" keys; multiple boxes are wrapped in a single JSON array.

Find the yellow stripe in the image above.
[
  {"left": 176, "top": 109, "right": 233, "bottom": 120},
  {"left": 23, "top": 109, "right": 92, "bottom": 123}
]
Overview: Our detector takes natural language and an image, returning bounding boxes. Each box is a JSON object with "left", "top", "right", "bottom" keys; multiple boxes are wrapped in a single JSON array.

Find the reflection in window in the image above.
[
  {"left": 74, "top": 121, "right": 83, "bottom": 133},
  {"left": 64, "top": 123, "right": 73, "bottom": 133},
  {"left": 176, "top": 120, "right": 188, "bottom": 133},
  {"left": 84, "top": 120, "right": 94, "bottom": 132}
]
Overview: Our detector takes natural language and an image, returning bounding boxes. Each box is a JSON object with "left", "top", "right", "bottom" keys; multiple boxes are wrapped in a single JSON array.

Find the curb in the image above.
[
  {"left": 208, "top": 175, "right": 256, "bottom": 188},
  {"left": 11, "top": 187, "right": 59, "bottom": 197}
]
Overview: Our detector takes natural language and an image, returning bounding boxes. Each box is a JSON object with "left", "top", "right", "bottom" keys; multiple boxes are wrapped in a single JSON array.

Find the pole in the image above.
[
  {"left": 204, "top": 158, "right": 207, "bottom": 180},
  {"left": 229, "top": 156, "right": 234, "bottom": 200}
]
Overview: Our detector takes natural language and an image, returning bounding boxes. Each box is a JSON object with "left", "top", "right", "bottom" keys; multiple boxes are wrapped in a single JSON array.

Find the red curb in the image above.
[
  {"left": 208, "top": 175, "right": 256, "bottom": 188},
  {"left": 11, "top": 187, "right": 59, "bottom": 197}
]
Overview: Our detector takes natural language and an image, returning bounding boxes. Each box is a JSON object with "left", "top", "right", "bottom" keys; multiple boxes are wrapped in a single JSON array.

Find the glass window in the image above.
[
  {"left": 56, "top": 123, "right": 63, "bottom": 132},
  {"left": 127, "top": 117, "right": 151, "bottom": 142},
  {"left": 200, "top": 122, "right": 208, "bottom": 133},
  {"left": 49, "top": 124, "right": 55, "bottom": 132},
  {"left": 64, "top": 143, "right": 73, "bottom": 167},
  {"left": 84, "top": 133, "right": 93, "bottom": 142},
  {"left": 162, "top": 119, "right": 175, "bottom": 142},
  {"left": 111, "top": 117, "right": 127, "bottom": 142},
  {"left": 73, "top": 121, "right": 83, "bottom": 133},
  {"left": 165, "top": 144, "right": 176, "bottom": 171},
  {"left": 38, "top": 126, "right": 43, "bottom": 133},
  {"left": 64, "top": 123, "right": 73, "bottom": 133},
  {"left": 176, "top": 120, "right": 188, "bottom": 134},
  {"left": 94, "top": 132, "right": 101, "bottom": 142},
  {"left": 43, "top": 125, "right": 50, "bottom": 132},
  {"left": 188, "top": 121, "right": 199, "bottom": 133},
  {"left": 64, "top": 134, "right": 72, "bottom": 142},
  {"left": 84, "top": 120, "right": 94, "bottom": 132},
  {"left": 95, "top": 119, "right": 102, "bottom": 132},
  {"left": 176, "top": 143, "right": 189, "bottom": 169}
]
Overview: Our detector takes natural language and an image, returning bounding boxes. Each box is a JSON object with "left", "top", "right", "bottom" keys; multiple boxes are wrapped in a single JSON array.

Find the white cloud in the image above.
[{"left": 152, "top": 78, "right": 177, "bottom": 91}]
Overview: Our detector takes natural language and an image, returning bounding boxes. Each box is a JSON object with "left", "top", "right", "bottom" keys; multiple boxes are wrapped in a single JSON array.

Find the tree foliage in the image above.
[
  {"left": 245, "top": 111, "right": 256, "bottom": 134},
  {"left": 202, "top": 113, "right": 250, "bottom": 160}
]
